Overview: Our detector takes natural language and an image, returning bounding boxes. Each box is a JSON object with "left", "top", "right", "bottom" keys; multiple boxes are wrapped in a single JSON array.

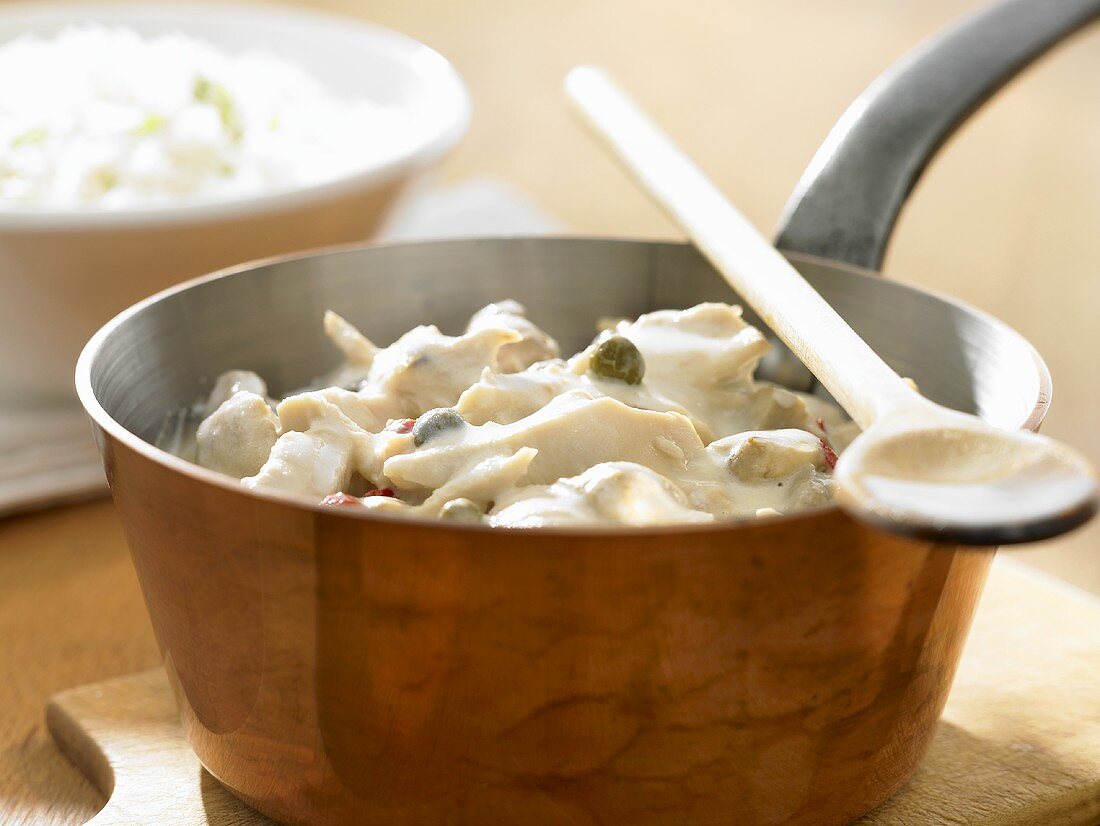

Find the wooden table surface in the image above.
[{"left": 3, "top": 0, "right": 1100, "bottom": 823}]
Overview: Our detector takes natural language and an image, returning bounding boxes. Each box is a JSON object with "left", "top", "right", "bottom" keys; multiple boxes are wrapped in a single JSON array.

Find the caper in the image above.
[
  {"left": 412, "top": 407, "right": 466, "bottom": 447},
  {"left": 589, "top": 335, "right": 645, "bottom": 385},
  {"left": 439, "top": 498, "right": 483, "bottom": 522}
]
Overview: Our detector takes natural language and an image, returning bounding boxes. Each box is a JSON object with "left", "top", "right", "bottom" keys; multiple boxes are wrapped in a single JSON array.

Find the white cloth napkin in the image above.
[
  {"left": 0, "top": 179, "right": 560, "bottom": 519},
  {"left": 0, "top": 407, "right": 108, "bottom": 517}
]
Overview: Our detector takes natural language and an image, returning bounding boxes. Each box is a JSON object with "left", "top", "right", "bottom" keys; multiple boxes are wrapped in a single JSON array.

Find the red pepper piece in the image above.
[
  {"left": 388, "top": 418, "right": 416, "bottom": 434},
  {"left": 819, "top": 439, "right": 839, "bottom": 470},
  {"left": 816, "top": 417, "right": 827, "bottom": 433},
  {"left": 364, "top": 487, "right": 396, "bottom": 498}
]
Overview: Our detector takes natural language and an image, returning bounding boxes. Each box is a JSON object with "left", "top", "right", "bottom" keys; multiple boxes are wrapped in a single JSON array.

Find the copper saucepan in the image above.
[{"left": 76, "top": 1, "right": 1100, "bottom": 823}]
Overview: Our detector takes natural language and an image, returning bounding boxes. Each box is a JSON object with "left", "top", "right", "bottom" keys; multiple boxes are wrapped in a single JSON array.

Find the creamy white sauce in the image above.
[{"left": 162, "top": 301, "right": 858, "bottom": 526}]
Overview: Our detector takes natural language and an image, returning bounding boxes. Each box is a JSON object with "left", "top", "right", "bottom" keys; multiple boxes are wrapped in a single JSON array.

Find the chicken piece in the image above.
[
  {"left": 575, "top": 303, "right": 770, "bottom": 390},
  {"left": 196, "top": 391, "right": 279, "bottom": 478},
  {"left": 456, "top": 361, "right": 583, "bottom": 425},
  {"left": 566, "top": 303, "right": 778, "bottom": 441},
  {"left": 243, "top": 394, "right": 406, "bottom": 497},
  {"left": 385, "top": 390, "right": 704, "bottom": 492},
  {"left": 205, "top": 370, "right": 269, "bottom": 415},
  {"left": 310, "top": 386, "right": 387, "bottom": 433},
  {"left": 358, "top": 325, "right": 521, "bottom": 421},
  {"left": 458, "top": 358, "right": 706, "bottom": 436},
  {"left": 466, "top": 300, "right": 560, "bottom": 373},
  {"left": 491, "top": 462, "right": 713, "bottom": 527},
  {"left": 417, "top": 448, "right": 538, "bottom": 516},
  {"left": 724, "top": 429, "right": 830, "bottom": 480},
  {"left": 682, "top": 430, "right": 835, "bottom": 519},
  {"left": 323, "top": 311, "right": 381, "bottom": 389},
  {"left": 711, "top": 385, "right": 813, "bottom": 435}
]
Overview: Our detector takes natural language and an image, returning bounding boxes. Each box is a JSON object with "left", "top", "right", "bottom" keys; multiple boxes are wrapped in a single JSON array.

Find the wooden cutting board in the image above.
[{"left": 46, "top": 560, "right": 1100, "bottom": 826}]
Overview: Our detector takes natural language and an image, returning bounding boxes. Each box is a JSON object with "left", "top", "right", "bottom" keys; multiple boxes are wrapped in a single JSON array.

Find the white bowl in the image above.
[{"left": 0, "top": 1, "right": 470, "bottom": 407}]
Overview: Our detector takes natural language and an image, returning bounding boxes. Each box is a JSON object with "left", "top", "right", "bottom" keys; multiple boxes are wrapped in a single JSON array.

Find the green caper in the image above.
[
  {"left": 439, "top": 498, "right": 483, "bottom": 522},
  {"left": 412, "top": 407, "right": 466, "bottom": 447},
  {"left": 590, "top": 335, "right": 645, "bottom": 385}
]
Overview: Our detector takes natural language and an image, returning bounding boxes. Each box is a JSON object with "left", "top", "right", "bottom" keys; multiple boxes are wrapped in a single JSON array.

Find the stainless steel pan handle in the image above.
[{"left": 775, "top": 0, "right": 1100, "bottom": 271}]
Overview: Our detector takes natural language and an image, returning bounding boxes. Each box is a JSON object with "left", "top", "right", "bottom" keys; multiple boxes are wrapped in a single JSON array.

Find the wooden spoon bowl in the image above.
[{"left": 838, "top": 405, "right": 1099, "bottom": 543}]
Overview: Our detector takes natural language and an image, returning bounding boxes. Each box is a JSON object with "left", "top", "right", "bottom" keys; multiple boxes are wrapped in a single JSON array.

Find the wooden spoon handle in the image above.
[{"left": 565, "top": 66, "right": 916, "bottom": 429}]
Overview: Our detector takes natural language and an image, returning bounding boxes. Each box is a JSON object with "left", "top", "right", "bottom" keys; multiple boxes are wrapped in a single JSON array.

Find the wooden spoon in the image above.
[{"left": 565, "top": 66, "right": 1098, "bottom": 545}]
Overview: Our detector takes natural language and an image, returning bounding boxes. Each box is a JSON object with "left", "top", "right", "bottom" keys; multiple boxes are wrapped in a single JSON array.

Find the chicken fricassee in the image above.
[{"left": 160, "top": 300, "right": 857, "bottom": 526}]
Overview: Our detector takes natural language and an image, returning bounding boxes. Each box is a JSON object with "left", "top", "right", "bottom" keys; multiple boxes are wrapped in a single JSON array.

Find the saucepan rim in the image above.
[{"left": 75, "top": 235, "right": 1053, "bottom": 539}]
